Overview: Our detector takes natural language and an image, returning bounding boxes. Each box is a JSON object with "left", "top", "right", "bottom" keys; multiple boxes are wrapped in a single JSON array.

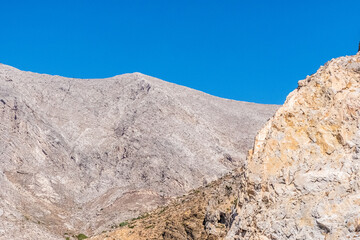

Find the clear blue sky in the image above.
[{"left": 1, "top": 1, "right": 359, "bottom": 104}]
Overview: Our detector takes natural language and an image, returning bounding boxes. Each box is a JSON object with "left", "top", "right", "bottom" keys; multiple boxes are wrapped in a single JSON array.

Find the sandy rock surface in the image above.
[{"left": 227, "top": 53, "right": 360, "bottom": 239}]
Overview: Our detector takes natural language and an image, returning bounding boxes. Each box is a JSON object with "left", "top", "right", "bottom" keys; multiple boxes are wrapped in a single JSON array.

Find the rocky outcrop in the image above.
[
  {"left": 89, "top": 171, "right": 243, "bottom": 240},
  {"left": 227, "top": 53, "right": 360, "bottom": 239},
  {"left": 0, "top": 64, "right": 277, "bottom": 239}
]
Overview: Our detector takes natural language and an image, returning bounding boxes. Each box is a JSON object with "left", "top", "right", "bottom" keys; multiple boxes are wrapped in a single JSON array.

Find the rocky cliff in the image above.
[
  {"left": 0, "top": 64, "right": 277, "bottom": 239},
  {"left": 93, "top": 53, "right": 360, "bottom": 240},
  {"left": 227, "top": 53, "right": 360, "bottom": 239}
]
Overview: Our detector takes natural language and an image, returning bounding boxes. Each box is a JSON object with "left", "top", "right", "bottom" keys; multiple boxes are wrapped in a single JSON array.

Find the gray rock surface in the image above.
[{"left": 0, "top": 64, "right": 278, "bottom": 239}]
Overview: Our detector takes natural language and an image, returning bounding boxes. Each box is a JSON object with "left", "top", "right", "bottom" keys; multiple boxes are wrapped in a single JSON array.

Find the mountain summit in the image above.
[
  {"left": 0, "top": 64, "right": 277, "bottom": 239},
  {"left": 92, "top": 54, "right": 360, "bottom": 240}
]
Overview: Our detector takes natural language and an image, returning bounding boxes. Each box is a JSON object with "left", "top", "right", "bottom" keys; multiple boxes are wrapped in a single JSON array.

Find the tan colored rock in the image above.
[
  {"left": 89, "top": 171, "right": 243, "bottom": 240},
  {"left": 227, "top": 53, "right": 360, "bottom": 239},
  {"left": 0, "top": 64, "right": 277, "bottom": 239}
]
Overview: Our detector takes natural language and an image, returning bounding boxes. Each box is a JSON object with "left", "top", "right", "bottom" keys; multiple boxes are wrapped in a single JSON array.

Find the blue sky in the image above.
[{"left": 0, "top": 0, "right": 359, "bottom": 104}]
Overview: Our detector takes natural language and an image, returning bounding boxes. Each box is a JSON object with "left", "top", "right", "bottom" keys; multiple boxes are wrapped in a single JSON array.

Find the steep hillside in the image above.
[
  {"left": 0, "top": 64, "right": 277, "bottom": 239},
  {"left": 89, "top": 170, "right": 242, "bottom": 240},
  {"left": 95, "top": 53, "right": 360, "bottom": 240},
  {"left": 228, "top": 53, "right": 360, "bottom": 239}
]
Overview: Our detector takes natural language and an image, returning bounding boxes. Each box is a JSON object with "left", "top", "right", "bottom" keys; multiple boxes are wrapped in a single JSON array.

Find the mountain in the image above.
[
  {"left": 93, "top": 53, "right": 360, "bottom": 240},
  {"left": 0, "top": 64, "right": 278, "bottom": 239}
]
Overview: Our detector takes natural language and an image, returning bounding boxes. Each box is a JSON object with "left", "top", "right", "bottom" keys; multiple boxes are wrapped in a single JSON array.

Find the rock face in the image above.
[
  {"left": 227, "top": 53, "right": 360, "bottom": 239},
  {"left": 0, "top": 64, "right": 277, "bottom": 239}
]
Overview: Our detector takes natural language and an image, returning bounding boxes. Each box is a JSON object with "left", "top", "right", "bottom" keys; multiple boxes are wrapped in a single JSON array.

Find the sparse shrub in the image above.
[
  {"left": 119, "top": 221, "right": 129, "bottom": 227},
  {"left": 75, "top": 233, "right": 88, "bottom": 240}
]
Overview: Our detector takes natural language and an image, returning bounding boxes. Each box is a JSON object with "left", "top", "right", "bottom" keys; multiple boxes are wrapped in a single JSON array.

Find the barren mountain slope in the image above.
[
  {"left": 0, "top": 64, "right": 278, "bottom": 239},
  {"left": 89, "top": 170, "right": 243, "bottom": 240},
  {"left": 95, "top": 53, "right": 360, "bottom": 240}
]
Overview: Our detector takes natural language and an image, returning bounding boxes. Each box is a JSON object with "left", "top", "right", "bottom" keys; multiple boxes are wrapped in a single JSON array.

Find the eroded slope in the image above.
[
  {"left": 89, "top": 170, "right": 242, "bottom": 240},
  {"left": 0, "top": 64, "right": 277, "bottom": 239}
]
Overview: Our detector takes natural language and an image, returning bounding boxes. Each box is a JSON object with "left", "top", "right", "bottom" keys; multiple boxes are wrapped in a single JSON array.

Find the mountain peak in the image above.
[
  {"left": 92, "top": 53, "right": 360, "bottom": 240},
  {"left": 0, "top": 64, "right": 277, "bottom": 239}
]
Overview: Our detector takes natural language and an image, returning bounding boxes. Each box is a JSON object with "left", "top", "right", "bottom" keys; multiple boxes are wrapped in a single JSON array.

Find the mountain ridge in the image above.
[
  {"left": 92, "top": 53, "right": 360, "bottom": 240},
  {"left": 0, "top": 63, "right": 278, "bottom": 239}
]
